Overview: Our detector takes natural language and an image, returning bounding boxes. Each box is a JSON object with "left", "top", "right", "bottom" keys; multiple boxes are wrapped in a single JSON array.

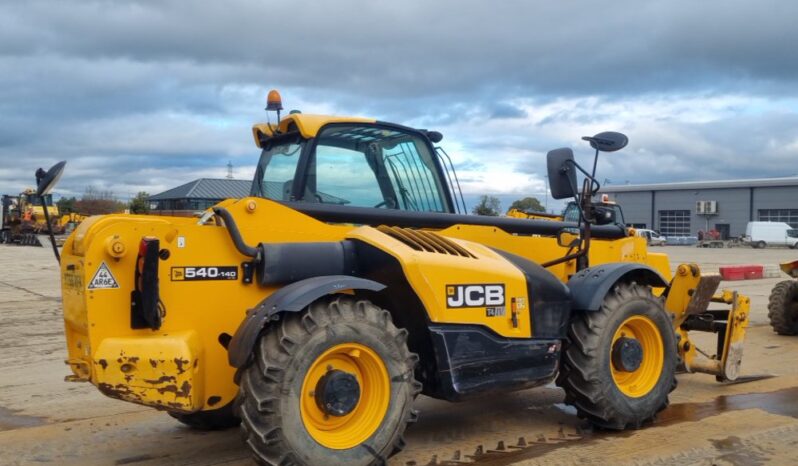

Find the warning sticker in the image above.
[{"left": 88, "top": 262, "right": 119, "bottom": 289}]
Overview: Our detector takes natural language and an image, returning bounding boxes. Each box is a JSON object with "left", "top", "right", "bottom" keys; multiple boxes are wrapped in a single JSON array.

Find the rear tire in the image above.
[
  {"left": 768, "top": 280, "right": 798, "bottom": 335},
  {"left": 756, "top": 241, "right": 766, "bottom": 249},
  {"left": 236, "top": 296, "right": 420, "bottom": 466},
  {"left": 556, "top": 282, "right": 677, "bottom": 430},
  {"left": 168, "top": 402, "right": 240, "bottom": 430}
]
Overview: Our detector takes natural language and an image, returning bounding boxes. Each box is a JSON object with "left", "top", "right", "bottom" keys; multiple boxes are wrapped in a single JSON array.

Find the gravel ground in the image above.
[{"left": 1, "top": 243, "right": 798, "bottom": 466}]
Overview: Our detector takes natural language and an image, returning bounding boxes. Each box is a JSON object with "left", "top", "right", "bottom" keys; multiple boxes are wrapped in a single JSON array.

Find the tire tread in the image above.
[
  {"left": 236, "top": 296, "right": 418, "bottom": 466},
  {"left": 768, "top": 280, "right": 798, "bottom": 335},
  {"left": 555, "top": 283, "right": 677, "bottom": 430}
]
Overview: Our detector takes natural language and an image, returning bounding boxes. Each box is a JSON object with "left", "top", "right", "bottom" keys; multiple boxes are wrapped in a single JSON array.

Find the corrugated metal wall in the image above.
[{"left": 606, "top": 186, "right": 798, "bottom": 237}]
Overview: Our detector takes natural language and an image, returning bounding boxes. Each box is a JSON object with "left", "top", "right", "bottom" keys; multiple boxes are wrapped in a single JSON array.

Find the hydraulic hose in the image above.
[{"left": 213, "top": 207, "right": 260, "bottom": 258}]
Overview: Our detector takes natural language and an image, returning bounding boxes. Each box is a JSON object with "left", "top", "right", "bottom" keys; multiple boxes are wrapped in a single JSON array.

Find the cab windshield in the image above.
[{"left": 252, "top": 124, "right": 450, "bottom": 212}]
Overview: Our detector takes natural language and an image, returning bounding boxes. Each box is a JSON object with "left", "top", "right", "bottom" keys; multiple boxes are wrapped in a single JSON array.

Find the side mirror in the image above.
[
  {"left": 546, "top": 148, "right": 577, "bottom": 200},
  {"left": 557, "top": 228, "right": 581, "bottom": 248},
  {"left": 425, "top": 131, "right": 443, "bottom": 143},
  {"left": 582, "top": 131, "right": 628, "bottom": 153},
  {"left": 35, "top": 161, "right": 67, "bottom": 197}
]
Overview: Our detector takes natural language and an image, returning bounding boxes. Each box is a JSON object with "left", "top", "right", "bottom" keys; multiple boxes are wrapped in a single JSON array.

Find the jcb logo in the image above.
[{"left": 446, "top": 284, "right": 505, "bottom": 308}]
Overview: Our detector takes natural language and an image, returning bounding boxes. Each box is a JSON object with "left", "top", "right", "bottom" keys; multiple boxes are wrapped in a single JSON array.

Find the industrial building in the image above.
[
  {"left": 149, "top": 178, "right": 252, "bottom": 214},
  {"left": 601, "top": 177, "right": 798, "bottom": 239},
  {"left": 149, "top": 178, "right": 348, "bottom": 215}
]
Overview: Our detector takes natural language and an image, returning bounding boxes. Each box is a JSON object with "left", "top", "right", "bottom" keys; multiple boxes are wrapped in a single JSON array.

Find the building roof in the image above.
[
  {"left": 600, "top": 176, "right": 798, "bottom": 193},
  {"left": 149, "top": 179, "right": 251, "bottom": 201},
  {"left": 149, "top": 178, "right": 349, "bottom": 205}
]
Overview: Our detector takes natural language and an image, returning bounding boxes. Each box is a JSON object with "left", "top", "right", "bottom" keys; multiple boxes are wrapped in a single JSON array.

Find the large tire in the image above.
[
  {"left": 768, "top": 280, "right": 798, "bottom": 335},
  {"left": 756, "top": 241, "right": 767, "bottom": 249},
  {"left": 556, "top": 283, "right": 677, "bottom": 430},
  {"left": 168, "top": 402, "right": 240, "bottom": 430},
  {"left": 236, "top": 296, "right": 420, "bottom": 466}
]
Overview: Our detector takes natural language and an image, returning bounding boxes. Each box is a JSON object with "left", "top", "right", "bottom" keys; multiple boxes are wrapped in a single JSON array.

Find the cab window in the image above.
[
  {"left": 251, "top": 134, "right": 304, "bottom": 201},
  {"left": 300, "top": 124, "right": 449, "bottom": 211}
]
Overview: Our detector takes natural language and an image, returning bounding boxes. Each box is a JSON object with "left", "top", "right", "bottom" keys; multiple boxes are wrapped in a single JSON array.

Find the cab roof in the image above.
[{"left": 252, "top": 114, "right": 375, "bottom": 148}]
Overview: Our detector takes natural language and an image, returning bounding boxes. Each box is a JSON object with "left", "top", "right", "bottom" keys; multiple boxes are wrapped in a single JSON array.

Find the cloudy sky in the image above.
[{"left": 2, "top": 0, "right": 798, "bottom": 212}]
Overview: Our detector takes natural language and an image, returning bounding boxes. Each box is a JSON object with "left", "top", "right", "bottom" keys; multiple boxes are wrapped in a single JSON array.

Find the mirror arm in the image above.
[
  {"left": 565, "top": 159, "right": 602, "bottom": 196},
  {"left": 564, "top": 159, "right": 592, "bottom": 179},
  {"left": 40, "top": 196, "right": 60, "bottom": 264},
  {"left": 590, "top": 147, "right": 599, "bottom": 180},
  {"left": 579, "top": 217, "right": 592, "bottom": 270},
  {"left": 576, "top": 177, "right": 593, "bottom": 270},
  {"left": 542, "top": 249, "right": 585, "bottom": 268},
  {"left": 557, "top": 162, "right": 593, "bottom": 268}
]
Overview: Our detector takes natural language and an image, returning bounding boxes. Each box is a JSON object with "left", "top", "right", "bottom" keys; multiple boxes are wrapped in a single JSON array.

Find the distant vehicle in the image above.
[
  {"left": 562, "top": 198, "right": 626, "bottom": 225},
  {"left": 507, "top": 196, "right": 626, "bottom": 227},
  {"left": 744, "top": 221, "right": 798, "bottom": 249},
  {"left": 635, "top": 228, "right": 666, "bottom": 246},
  {"left": 1, "top": 189, "right": 60, "bottom": 246}
]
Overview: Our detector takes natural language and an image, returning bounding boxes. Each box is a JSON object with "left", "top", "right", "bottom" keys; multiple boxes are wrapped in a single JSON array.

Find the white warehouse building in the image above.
[{"left": 600, "top": 177, "right": 798, "bottom": 239}]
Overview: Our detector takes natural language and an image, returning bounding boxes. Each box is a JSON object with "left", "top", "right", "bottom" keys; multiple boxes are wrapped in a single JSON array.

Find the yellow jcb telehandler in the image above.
[
  {"left": 767, "top": 260, "right": 798, "bottom": 334},
  {"left": 48, "top": 91, "right": 749, "bottom": 466}
]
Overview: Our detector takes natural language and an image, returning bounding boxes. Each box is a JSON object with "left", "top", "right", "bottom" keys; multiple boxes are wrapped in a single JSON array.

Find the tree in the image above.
[
  {"left": 129, "top": 192, "right": 151, "bottom": 214},
  {"left": 56, "top": 196, "right": 77, "bottom": 214},
  {"left": 472, "top": 195, "right": 501, "bottom": 216},
  {"left": 509, "top": 196, "right": 545, "bottom": 213},
  {"left": 74, "top": 186, "right": 126, "bottom": 215}
]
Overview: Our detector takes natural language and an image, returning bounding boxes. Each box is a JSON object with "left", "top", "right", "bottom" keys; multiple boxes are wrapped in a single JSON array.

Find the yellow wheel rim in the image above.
[
  {"left": 610, "top": 315, "right": 664, "bottom": 398},
  {"left": 300, "top": 343, "right": 390, "bottom": 449}
]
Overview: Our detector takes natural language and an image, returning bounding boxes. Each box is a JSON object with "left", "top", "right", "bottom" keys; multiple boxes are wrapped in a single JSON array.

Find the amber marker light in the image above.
[{"left": 266, "top": 89, "right": 283, "bottom": 111}]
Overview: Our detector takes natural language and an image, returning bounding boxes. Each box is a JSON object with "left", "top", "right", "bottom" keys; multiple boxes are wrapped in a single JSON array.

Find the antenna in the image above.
[{"left": 226, "top": 161, "right": 234, "bottom": 179}]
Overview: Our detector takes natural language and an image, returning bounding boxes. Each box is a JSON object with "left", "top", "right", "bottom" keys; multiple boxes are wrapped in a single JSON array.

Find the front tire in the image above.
[
  {"left": 236, "top": 296, "right": 420, "bottom": 466},
  {"left": 556, "top": 283, "right": 677, "bottom": 429},
  {"left": 768, "top": 280, "right": 798, "bottom": 335}
]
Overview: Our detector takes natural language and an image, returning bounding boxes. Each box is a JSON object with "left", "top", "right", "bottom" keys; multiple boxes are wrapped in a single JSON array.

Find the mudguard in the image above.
[
  {"left": 567, "top": 263, "right": 668, "bottom": 312},
  {"left": 227, "top": 275, "right": 385, "bottom": 368}
]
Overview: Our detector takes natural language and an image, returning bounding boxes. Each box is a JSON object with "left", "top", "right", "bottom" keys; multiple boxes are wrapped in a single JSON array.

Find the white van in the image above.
[
  {"left": 744, "top": 221, "right": 798, "bottom": 248},
  {"left": 635, "top": 229, "right": 666, "bottom": 246}
]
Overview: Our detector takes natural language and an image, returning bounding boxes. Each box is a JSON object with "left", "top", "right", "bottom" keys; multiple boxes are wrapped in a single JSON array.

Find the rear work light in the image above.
[{"left": 131, "top": 237, "right": 162, "bottom": 330}]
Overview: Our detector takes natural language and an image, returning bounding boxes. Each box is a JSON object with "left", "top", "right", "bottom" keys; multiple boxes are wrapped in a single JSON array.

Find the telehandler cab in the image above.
[{"left": 55, "top": 91, "right": 749, "bottom": 466}]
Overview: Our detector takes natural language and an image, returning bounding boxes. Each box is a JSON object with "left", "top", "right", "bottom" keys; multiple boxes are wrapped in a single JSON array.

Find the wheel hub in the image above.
[
  {"left": 314, "top": 369, "right": 361, "bottom": 417},
  {"left": 611, "top": 336, "right": 643, "bottom": 372}
]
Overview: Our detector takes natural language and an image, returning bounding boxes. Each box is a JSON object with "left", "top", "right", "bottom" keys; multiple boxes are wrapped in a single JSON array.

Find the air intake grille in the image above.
[{"left": 377, "top": 226, "right": 476, "bottom": 258}]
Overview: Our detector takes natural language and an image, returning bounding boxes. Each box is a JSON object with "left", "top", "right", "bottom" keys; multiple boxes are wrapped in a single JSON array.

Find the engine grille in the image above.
[{"left": 376, "top": 226, "right": 476, "bottom": 258}]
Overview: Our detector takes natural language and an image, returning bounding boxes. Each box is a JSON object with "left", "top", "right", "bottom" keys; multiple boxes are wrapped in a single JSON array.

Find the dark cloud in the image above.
[
  {"left": 2, "top": 1, "right": 798, "bottom": 201},
  {"left": 489, "top": 103, "right": 527, "bottom": 119}
]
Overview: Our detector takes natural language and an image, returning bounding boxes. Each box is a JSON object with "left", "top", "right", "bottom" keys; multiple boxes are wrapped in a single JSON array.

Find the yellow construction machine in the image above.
[
  {"left": 1, "top": 189, "right": 61, "bottom": 245},
  {"left": 767, "top": 260, "right": 798, "bottom": 335},
  {"left": 507, "top": 194, "right": 625, "bottom": 225},
  {"left": 57, "top": 212, "right": 88, "bottom": 234},
  {"left": 51, "top": 91, "right": 749, "bottom": 466}
]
